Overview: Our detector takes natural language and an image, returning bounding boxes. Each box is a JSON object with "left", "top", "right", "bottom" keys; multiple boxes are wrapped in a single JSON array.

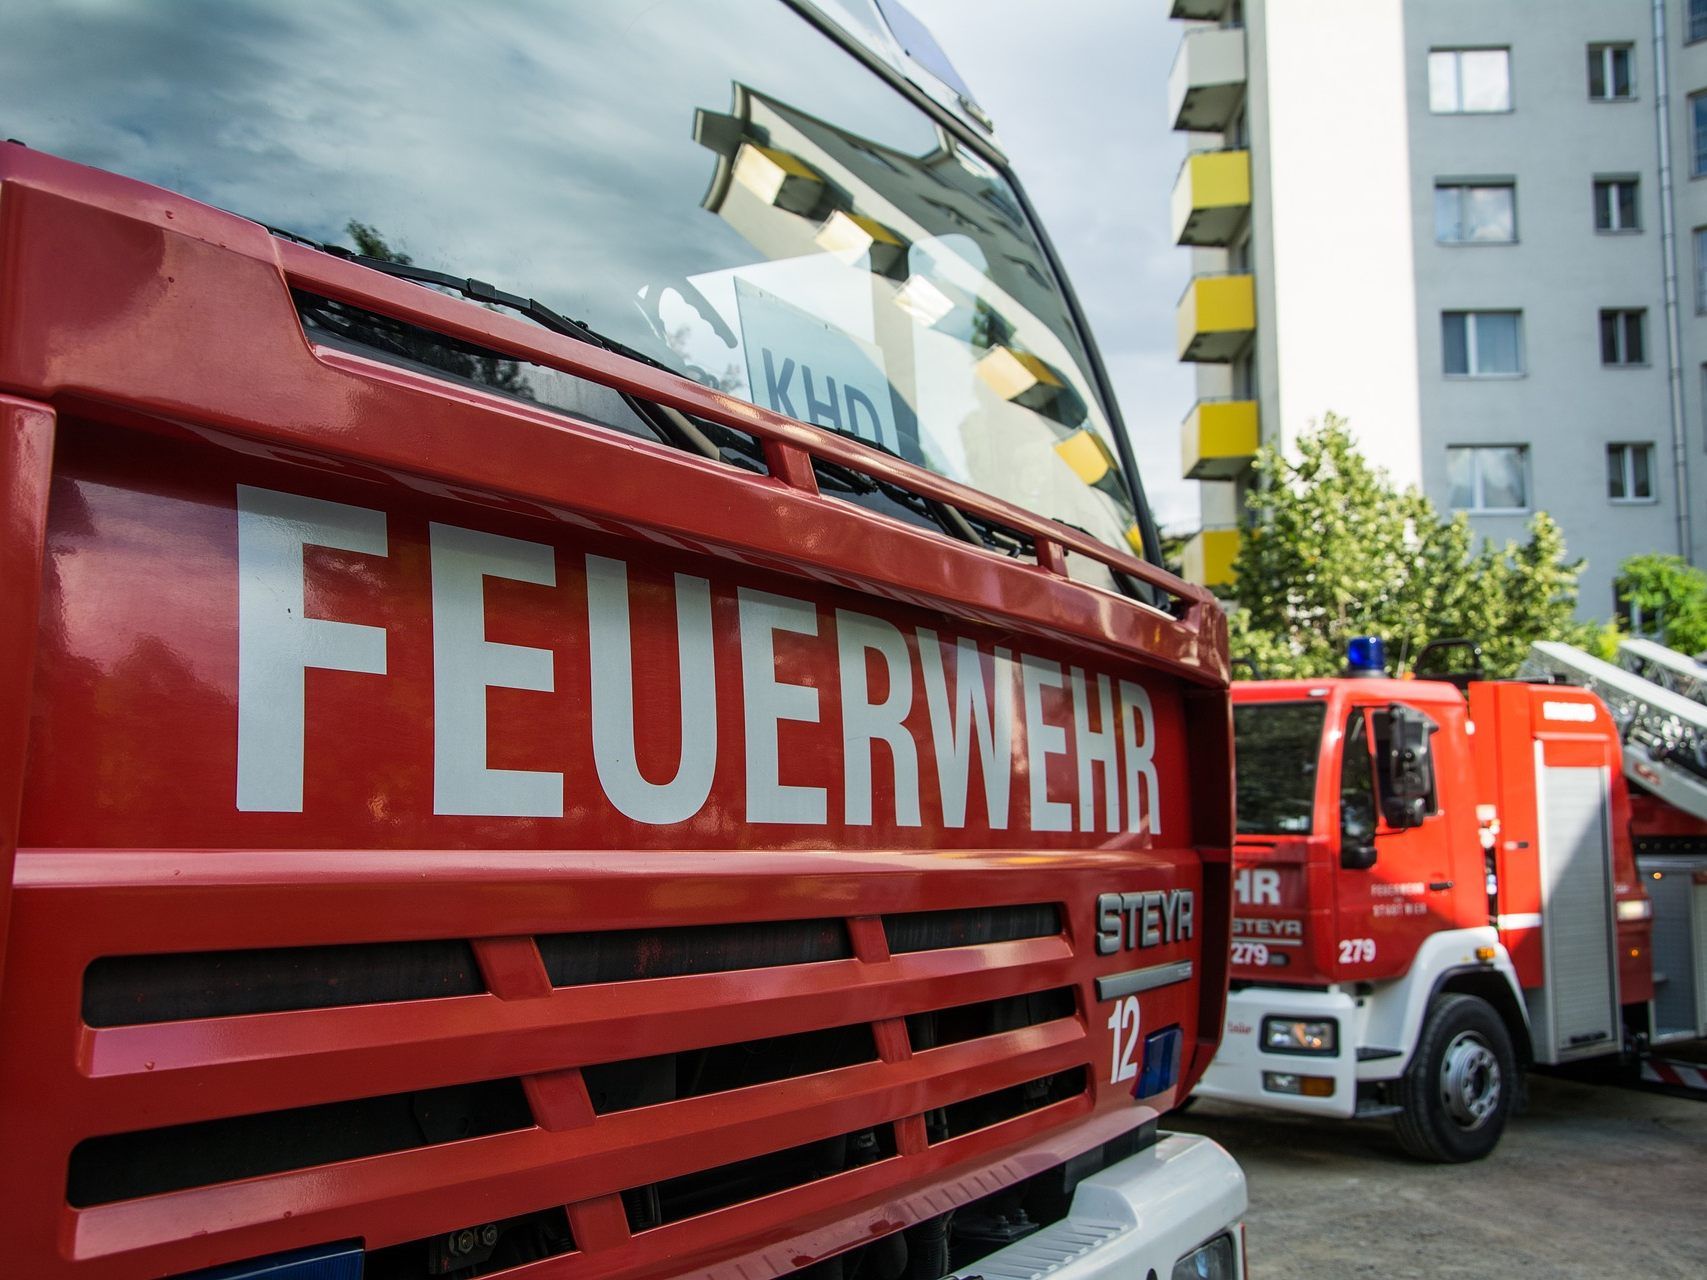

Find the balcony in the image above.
[
  {"left": 1168, "top": 27, "right": 1247, "bottom": 133},
  {"left": 1176, "top": 273, "right": 1255, "bottom": 363},
  {"left": 1182, "top": 528, "right": 1240, "bottom": 589},
  {"left": 1181, "top": 399, "right": 1259, "bottom": 480},
  {"left": 1170, "top": 149, "right": 1250, "bottom": 247}
]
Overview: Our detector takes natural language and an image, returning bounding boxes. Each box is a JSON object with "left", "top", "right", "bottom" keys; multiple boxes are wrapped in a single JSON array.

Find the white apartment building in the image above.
[{"left": 1169, "top": 0, "right": 1707, "bottom": 619}]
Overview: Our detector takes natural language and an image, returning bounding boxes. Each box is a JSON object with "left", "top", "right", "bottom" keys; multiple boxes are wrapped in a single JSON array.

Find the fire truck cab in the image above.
[
  {"left": 1201, "top": 645, "right": 1653, "bottom": 1162},
  {"left": 0, "top": 2, "right": 1249, "bottom": 1277}
]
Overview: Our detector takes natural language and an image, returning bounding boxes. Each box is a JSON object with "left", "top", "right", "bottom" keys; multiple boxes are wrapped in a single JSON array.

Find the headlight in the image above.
[
  {"left": 1616, "top": 898, "right": 1653, "bottom": 922},
  {"left": 1172, "top": 1232, "right": 1239, "bottom": 1280},
  {"left": 1262, "top": 1016, "right": 1337, "bottom": 1054}
]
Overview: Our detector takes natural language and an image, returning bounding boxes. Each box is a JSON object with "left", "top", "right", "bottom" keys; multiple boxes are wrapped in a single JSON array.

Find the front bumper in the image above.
[
  {"left": 960, "top": 1132, "right": 1246, "bottom": 1280},
  {"left": 1195, "top": 987, "right": 1360, "bottom": 1119}
]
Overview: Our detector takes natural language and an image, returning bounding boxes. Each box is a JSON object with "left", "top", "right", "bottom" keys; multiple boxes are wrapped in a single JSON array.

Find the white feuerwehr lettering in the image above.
[
  {"left": 917, "top": 630, "right": 1013, "bottom": 829},
  {"left": 1020, "top": 654, "right": 1073, "bottom": 832},
  {"left": 836, "top": 610, "right": 921, "bottom": 826},
  {"left": 430, "top": 523, "right": 562, "bottom": 817},
  {"left": 585, "top": 554, "right": 716, "bottom": 824},
  {"left": 235, "top": 486, "right": 389, "bottom": 812},
  {"left": 1072, "top": 667, "right": 1120, "bottom": 834},
  {"left": 234, "top": 487, "right": 1168, "bottom": 833},
  {"left": 1120, "top": 680, "right": 1161, "bottom": 835},
  {"left": 738, "top": 588, "right": 826, "bottom": 824}
]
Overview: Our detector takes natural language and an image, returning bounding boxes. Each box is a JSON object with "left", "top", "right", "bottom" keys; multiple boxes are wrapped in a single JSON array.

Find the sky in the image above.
[{"left": 903, "top": 0, "right": 1199, "bottom": 531}]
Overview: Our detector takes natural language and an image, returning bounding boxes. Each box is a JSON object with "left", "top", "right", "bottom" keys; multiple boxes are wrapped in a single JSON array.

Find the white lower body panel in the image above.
[
  {"left": 1195, "top": 987, "right": 1360, "bottom": 1119},
  {"left": 962, "top": 1133, "right": 1246, "bottom": 1280}
]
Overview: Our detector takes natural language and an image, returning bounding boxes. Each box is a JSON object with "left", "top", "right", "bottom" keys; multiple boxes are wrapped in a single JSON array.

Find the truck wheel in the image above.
[{"left": 1392, "top": 993, "right": 1515, "bottom": 1163}]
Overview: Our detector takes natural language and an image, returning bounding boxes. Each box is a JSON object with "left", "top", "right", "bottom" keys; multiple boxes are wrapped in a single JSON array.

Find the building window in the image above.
[
  {"left": 1443, "top": 311, "right": 1523, "bottom": 376},
  {"left": 1692, "top": 0, "right": 1707, "bottom": 43},
  {"left": 1696, "top": 229, "right": 1707, "bottom": 311},
  {"left": 1428, "top": 48, "right": 1512, "bottom": 113},
  {"left": 1594, "top": 178, "right": 1640, "bottom": 231},
  {"left": 1694, "top": 92, "right": 1707, "bottom": 176},
  {"left": 1448, "top": 445, "right": 1529, "bottom": 512},
  {"left": 1607, "top": 443, "right": 1656, "bottom": 502},
  {"left": 1435, "top": 182, "right": 1516, "bottom": 243},
  {"left": 1599, "top": 309, "right": 1647, "bottom": 365},
  {"left": 1588, "top": 44, "right": 1635, "bottom": 101}
]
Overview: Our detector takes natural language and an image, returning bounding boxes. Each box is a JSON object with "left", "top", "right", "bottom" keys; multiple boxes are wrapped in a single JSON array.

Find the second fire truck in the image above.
[{"left": 1198, "top": 637, "right": 1705, "bottom": 1161}]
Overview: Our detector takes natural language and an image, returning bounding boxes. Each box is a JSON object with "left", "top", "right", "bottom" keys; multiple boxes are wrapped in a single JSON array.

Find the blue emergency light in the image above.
[{"left": 1345, "top": 635, "right": 1387, "bottom": 677}]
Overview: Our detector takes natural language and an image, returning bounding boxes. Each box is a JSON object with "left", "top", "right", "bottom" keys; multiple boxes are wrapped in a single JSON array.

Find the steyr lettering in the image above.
[{"left": 1095, "top": 889, "right": 1196, "bottom": 955}]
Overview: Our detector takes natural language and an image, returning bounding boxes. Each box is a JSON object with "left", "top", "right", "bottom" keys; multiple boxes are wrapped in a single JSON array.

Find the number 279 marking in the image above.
[
  {"left": 1106, "top": 996, "right": 1141, "bottom": 1083},
  {"left": 1338, "top": 937, "right": 1376, "bottom": 964}
]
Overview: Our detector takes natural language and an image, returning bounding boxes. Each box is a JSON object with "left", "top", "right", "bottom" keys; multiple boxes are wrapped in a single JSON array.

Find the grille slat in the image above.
[
  {"left": 585, "top": 1023, "right": 878, "bottom": 1115},
  {"left": 538, "top": 919, "right": 852, "bottom": 987},
  {"left": 622, "top": 1125, "right": 899, "bottom": 1232},
  {"left": 82, "top": 940, "right": 483, "bottom": 1026},
  {"left": 906, "top": 987, "right": 1077, "bottom": 1051},
  {"left": 933, "top": 1068, "right": 1089, "bottom": 1144},
  {"left": 882, "top": 904, "right": 1062, "bottom": 954},
  {"left": 67, "top": 1078, "right": 533, "bottom": 1207}
]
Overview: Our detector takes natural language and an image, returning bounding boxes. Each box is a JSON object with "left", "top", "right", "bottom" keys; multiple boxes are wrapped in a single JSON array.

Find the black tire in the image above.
[{"left": 1393, "top": 993, "right": 1516, "bottom": 1163}]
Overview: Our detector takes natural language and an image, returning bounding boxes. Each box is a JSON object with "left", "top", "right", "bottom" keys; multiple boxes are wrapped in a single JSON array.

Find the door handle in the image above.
[{"left": 1429, "top": 880, "right": 1453, "bottom": 892}]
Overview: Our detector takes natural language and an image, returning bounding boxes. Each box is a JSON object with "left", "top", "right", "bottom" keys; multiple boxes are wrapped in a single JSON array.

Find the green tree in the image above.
[
  {"left": 1225, "top": 416, "right": 1594, "bottom": 677},
  {"left": 1616, "top": 554, "right": 1707, "bottom": 655}
]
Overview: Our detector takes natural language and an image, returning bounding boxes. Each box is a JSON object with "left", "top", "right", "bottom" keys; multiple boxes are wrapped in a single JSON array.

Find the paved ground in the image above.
[{"left": 1171, "top": 1073, "right": 1707, "bottom": 1278}]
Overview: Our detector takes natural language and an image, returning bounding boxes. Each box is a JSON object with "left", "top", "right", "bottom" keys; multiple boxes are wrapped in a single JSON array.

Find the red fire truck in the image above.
[
  {"left": 0, "top": 3, "right": 1247, "bottom": 1278},
  {"left": 1199, "top": 637, "right": 1698, "bottom": 1162}
]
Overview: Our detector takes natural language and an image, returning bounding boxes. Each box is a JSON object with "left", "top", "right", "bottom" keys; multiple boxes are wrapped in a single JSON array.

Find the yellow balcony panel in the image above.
[
  {"left": 1181, "top": 399, "right": 1259, "bottom": 480},
  {"left": 1168, "top": 27, "right": 1247, "bottom": 133},
  {"left": 1170, "top": 149, "right": 1251, "bottom": 247},
  {"left": 1175, "top": 273, "right": 1255, "bottom": 363},
  {"left": 1170, "top": 0, "right": 1234, "bottom": 20},
  {"left": 1182, "top": 528, "right": 1240, "bottom": 590}
]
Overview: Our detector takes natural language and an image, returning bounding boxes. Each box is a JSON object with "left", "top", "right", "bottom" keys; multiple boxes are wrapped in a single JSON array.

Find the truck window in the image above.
[
  {"left": 1340, "top": 711, "right": 1378, "bottom": 843},
  {"left": 1233, "top": 701, "right": 1327, "bottom": 834},
  {"left": 0, "top": 0, "right": 1151, "bottom": 585}
]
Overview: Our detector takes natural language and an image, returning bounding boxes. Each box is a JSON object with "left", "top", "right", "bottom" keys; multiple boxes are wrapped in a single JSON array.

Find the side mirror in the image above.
[
  {"left": 1341, "top": 839, "right": 1378, "bottom": 871},
  {"left": 1379, "top": 704, "right": 1435, "bottom": 829}
]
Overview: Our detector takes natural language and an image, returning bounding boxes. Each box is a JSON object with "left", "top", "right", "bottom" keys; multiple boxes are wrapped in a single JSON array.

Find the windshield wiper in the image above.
[
  {"left": 269, "top": 225, "right": 747, "bottom": 462},
  {"left": 268, "top": 225, "right": 999, "bottom": 553}
]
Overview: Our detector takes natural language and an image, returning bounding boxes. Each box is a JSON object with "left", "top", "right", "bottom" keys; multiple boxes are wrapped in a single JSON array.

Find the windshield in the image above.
[
  {"left": 0, "top": 0, "right": 1147, "bottom": 575},
  {"left": 1233, "top": 702, "right": 1327, "bottom": 836}
]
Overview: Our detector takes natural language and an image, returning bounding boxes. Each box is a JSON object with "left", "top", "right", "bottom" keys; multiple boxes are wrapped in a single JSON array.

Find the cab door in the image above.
[{"left": 1332, "top": 703, "right": 1451, "bottom": 981}]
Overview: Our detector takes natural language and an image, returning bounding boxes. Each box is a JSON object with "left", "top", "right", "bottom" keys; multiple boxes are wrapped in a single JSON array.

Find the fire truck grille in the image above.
[
  {"left": 54, "top": 896, "right": 1095, "bottom": 1273},
  {"left": 79, "top": 939, "right": 484, "bottom": 1026},
  {"left": 583, "top": 1022, "right": 880, "bottom": 1114},
  {"left": 66, "top": 1078, "right": 534, "bottom": 1207},
  {"left": 536, "top": 917, "right": 852, "bottom": 986},
  {"left": 622, "top": 1125, "right": 902, "bottom": 1232},
  {"left": 905, "top": 987, "right": 1077, "bottom": 1050},
  {"left": 933, "top": 1067, "right": 1089, "bottom": 1143},
  {"left": 881, "top": 903, "right": 1063, "bottom": 953}
]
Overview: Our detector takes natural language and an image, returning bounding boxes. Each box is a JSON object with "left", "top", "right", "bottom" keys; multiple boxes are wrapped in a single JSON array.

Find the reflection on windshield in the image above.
[
  {"left": 1, "top": 0, "right": 1144, "bottom": 574},
  {"left": 1233, "top": 703, "right": 1328, "bottom": 836}
]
